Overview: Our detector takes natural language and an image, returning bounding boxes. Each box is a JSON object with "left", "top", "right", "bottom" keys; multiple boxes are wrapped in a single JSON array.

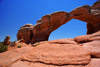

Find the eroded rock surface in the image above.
[
  {"left": 1, "top": 31, "right": 100, "bottom": 67},
  {"left": 23, "top": 43, "right": 90, "bottom": 65},
  {"left": 82, "top": 40, "right": 100, "bottom": 58},
  {"left": 86, "top": 58, "right": 100, "bottom": 67},
  {"left": 75, "top": 31, "right": 100, "bottom": 58},
  {"left": 17, "top": 24, "right": 34, "bottom": 44},
  {"left": 74, "top": 31, "right": 100, "bottom": 43},
  {"left": 0, "top": 46, "right": 33, "bottom": 67},
  {"left": 0, "top": 39, "right": 91, "bottom": 67}
]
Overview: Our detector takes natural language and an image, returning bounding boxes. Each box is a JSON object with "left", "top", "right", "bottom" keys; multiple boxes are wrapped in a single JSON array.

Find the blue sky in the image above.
[{"left": 0, "top": 0, "right": 97, "bottom": 42}]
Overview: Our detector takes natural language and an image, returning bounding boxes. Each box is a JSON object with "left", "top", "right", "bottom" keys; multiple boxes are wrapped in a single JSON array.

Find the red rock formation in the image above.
[
  {"left": 1, "top": 1, "right": 100, "bottom": 67},
  {"left": 17, "top": 1, "right": 100, "bottom": 44},
  {"left": 31, "top": 11, "right": 70, "bottom": 43},
  {"left": 0, "top": 39, "right": 91, "bottom": 67},
  {"left": 86, "top": 58, "right": 100, "bottom": 67},
  {"left": 1, "top": 31, "right": 100, "bottom": 67},
  {"left": 75, "top": 31, "right": 100, "bottom": 58},
  {"left": 23, "top": 43, "right": 90, "bottom": 65},
  {"left": 74, "top": 31, "right": 100, "bottom": 43},
  {"left": 86, "top": 23, "right": 95, "bottom": 34},
  {"left": 82, "top": 40, "right": 100, "bottom": 58},
  {"left": 1, "top": 30, "right": 100, "bottom": 66},
  {"left": 17, "top": 24, "right": 34, "bottom": 44},
  {"left": 3, "top": 36, "right": 10, "bottom": 46},
  {"left": 70, "top": 2, "right": 100, "bottom": 34}
]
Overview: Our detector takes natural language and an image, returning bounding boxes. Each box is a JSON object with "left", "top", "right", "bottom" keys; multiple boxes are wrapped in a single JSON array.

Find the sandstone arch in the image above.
[
  {"left": 49, "top": 19, "right": 87, "bottom": 40},
  {"left": 17, "top": 1, "right": 100, "bottom": 43}
]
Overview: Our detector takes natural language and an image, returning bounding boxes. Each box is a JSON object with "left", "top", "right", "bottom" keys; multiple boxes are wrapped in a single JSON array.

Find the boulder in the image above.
[
  {"left": 32, "top": 38, "right": 77, "bottom": 46},
  {"left": 74, "top": 31, "right": 100, "bottom": 43},
  {"left": 23, "top": 42, "right": 90, "bottom": 65},
  {"left": 82, "top": 40, "right": 100, "bottom": 58},
  {"left": 86, "top": 58, "right": 100, "bottom": 67},
  {"left": 48, "top": 38, "right": 77, "bottom": 44},
  {"left": 3, "top": 36, "right": 10, "bottom": 46}
]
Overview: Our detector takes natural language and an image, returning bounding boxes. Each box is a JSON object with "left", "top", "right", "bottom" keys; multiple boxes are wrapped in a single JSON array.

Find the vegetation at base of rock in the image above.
[
  {"left": 84, "top": 4, "right": 88, "bottom": 6},
  {"left": 0, "top": 42, "right": 3, "bottom": 45},
  {"left": 0, "top": 42, "right": 14, "bottom": 45},
  {"left": 17, "top": 44, "right": 21, "bottom": 48},
  {"left": 0, "top": 45, "right": 8, "bottom": 53},
  {"left": 35, "top": 42, "right": 40, "bottom": 46}
]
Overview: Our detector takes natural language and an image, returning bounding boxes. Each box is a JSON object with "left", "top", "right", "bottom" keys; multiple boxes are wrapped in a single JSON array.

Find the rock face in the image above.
[
  {"left": 3, "top": 36, "right": 10, "bottom": 46},
  {"left": 86, "top": 58, "right": 100, "bottom": 67},
  {"left": 82, "top": 40, "right": 100, "bottom": 58},
  {"left": 17, "top": 1, "right": 100, "bottom": 44},
  {"left": 0, "top": 31, "right": 100, "bottom": 67},
  {"left": 0, "top": 39, "right": 91, "bottom": 67},
  {"left": 74, "top": 31, "right": 100, "bottom": 43},
  {"left": 17, "top": 24, "right": 34, "bottom": 44},
  {"left": 75, "top": 31, "right": 100, "bottom": 58},
  {"left": 23, "top": 43, "right": 90, "bottom": 65}
]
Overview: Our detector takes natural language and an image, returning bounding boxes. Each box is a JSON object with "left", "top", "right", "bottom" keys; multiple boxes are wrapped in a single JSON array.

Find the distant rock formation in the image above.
[
  {"left": 3, "top": 36, "right": 10, "bottom": 46},
  {"left": 17, "top": 1, "right": 100, "bottom": 44}
]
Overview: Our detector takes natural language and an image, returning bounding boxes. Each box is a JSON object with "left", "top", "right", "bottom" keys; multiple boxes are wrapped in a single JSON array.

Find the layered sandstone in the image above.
[
  {"left": 75, "top": 31, "right": 100, "bottom": 58},
  {"left": 0, "top": 31, "right": 100, "bottom": 67},
  {"left": 17, "top": 24, "right": 34, "bottom": 44}
]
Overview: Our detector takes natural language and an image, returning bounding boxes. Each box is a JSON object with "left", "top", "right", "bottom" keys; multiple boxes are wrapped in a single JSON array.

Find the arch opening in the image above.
[{"left": 49, "top": 19, "right": 87, "bottom": 41}]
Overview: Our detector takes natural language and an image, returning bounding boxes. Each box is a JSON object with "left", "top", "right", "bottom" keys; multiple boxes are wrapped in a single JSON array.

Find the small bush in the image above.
[
  {"left": 0, "top": 45, "right": 8, "bottom": 53},
  {"left": 35, "top": 42, "right": 40, "bottom": 46},
  {"left": 84, "top": 4, "right": 88, "bottom": 6},
  {"left": 17, "top": 44, "right": 21, "bottom": 48}
]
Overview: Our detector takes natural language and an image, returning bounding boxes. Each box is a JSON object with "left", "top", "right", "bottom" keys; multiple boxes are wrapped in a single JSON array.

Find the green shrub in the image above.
[
  {"left": 84, "top": 4, "right": 88, "bottom": 6},
  {"left": 84, "top": 4, "right": 89, "bottom": 6},
  {"left": 17, "top": 44, "right": 21, "bottom": 48},
  {"left": 35, "top": 42, "right": 40, "bottom": 46},
  {"left": 0, "top": 45, "right": 8, "bottom": 53}
]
